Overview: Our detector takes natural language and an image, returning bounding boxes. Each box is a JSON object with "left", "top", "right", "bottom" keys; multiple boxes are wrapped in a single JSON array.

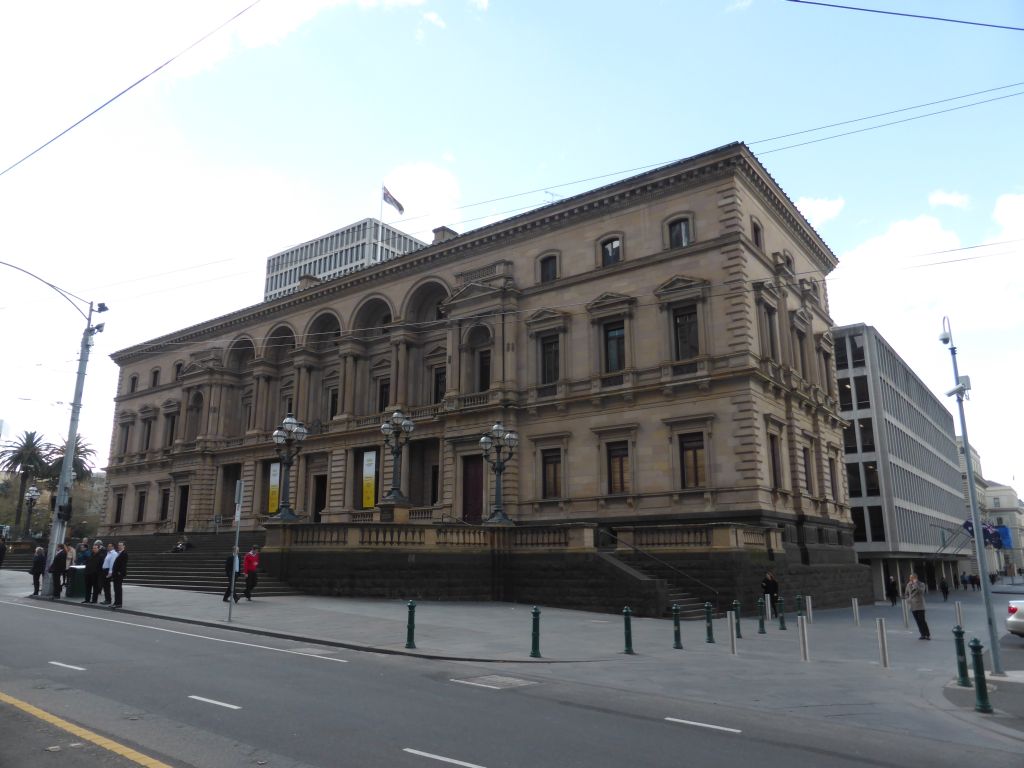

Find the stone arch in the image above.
[
  {"left": 305, "top": 311, "right": 343, "bottom": 353},
  {"left": 350, "top": 296, "right": 394, "bottom": 341},
  {"left": 226, "top": 336, "right": 256, "bottom": 372},
  {"left": 401, "top": 279, "right": 450, "bottom": 326},
  {"left": 264, "top": 324, "right": 297, "bottom": 363}
]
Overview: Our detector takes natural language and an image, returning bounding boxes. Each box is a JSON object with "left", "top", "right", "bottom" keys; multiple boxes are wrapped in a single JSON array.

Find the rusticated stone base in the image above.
[{"left": 263, "top": 542, "right": 870, "bottom": 618}]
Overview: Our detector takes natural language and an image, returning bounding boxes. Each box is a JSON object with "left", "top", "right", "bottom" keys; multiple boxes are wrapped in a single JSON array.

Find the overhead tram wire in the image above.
[
  {"left": 0, "top": 0, "right": 264, "bottom": 180},
  {"left": 784, "top": 1, "right": 1024, "bottom": 33},
  {"left": 99, "top": 238, "right": 1021, "bottom": 362}
]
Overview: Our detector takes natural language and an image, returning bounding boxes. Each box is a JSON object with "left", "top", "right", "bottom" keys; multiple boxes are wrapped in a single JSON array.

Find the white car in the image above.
[{"left": 1009, "top": 600, "right": 1024, "bottom": 638}]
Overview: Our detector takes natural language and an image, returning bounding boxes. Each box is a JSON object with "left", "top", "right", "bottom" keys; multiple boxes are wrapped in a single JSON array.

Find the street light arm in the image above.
[{"left": 0, "top": 260, "right": 92, "bottom": 323}]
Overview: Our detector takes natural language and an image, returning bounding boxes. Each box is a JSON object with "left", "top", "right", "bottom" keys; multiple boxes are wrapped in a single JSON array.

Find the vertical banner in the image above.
[
  {"left": 362, "top": 451, "right": 377, "bottom": 509},
  {"left": 268, "top": 463, "right": 281, "bottom": 515}
]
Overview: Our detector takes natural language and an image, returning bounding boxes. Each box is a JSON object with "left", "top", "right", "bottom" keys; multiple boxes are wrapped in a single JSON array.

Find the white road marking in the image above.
[
  {"left": 450, "top": 679, "right": 503, "bottom": 690},
  {"left": 48, "top": 662, "right": 86, "bottom": 671},
  {"left": 188, "top": 695, "right": 241, "bottom": 710},
  {"left": 665, "top": 717, "right": 742, "bottom": 734},
  {"left": 403, "top": 748, "right": 487, "bottom": 767},
  {"left": 1, "top": 600, "right": 348, "bottom": 663}
]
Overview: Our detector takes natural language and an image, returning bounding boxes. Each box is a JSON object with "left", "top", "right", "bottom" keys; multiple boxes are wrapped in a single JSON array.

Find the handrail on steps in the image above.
[{"left": 602, "top": 530, "right": 720, "bottom": 610}]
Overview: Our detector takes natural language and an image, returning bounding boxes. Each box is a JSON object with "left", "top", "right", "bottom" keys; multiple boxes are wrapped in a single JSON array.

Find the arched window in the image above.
[
  {"left": 128, "top": 375, "right": 139, "bottom": 394},
  {"left": 668, "top": 218, "right": 692, "bottom": 249}
]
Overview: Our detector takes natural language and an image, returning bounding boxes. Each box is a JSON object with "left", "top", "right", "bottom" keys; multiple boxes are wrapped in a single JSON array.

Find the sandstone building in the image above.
[{"left": 104, "top": 143, "right": 867, "bottom": 611}]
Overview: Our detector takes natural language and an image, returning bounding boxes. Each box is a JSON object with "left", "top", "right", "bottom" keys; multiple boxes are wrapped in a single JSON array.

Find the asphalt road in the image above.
[{"left": 1, "top": 598, "right": 1020, "bottom": 768}]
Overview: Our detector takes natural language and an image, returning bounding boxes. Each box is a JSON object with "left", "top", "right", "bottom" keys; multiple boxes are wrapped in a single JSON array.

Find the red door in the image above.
[{"left": 462, "top": 455, "right": 483, "bottom": 524}]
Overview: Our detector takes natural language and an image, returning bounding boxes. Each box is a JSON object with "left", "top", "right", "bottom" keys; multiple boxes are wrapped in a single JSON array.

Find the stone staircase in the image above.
[
  {"left": 609, "top": 551, "right": 718, "bottom": 620},
  {"left": 1, "top": 533, "right": 300, "bottom": 597}
]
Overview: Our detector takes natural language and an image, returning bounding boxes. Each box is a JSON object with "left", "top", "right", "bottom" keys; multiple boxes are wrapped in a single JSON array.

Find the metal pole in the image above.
[
  {"left": 946, "top": 324, "right": 1003, "bottom": 675},
  {"left": 902, "top": 598, "right": 910, "bottom": 629},
  {"left": 953, "top": 626, "right": 970, "bottom": 687},
  {"left": 672, "top": 604, "right": 683, "bottom": 649},
  {"left": 805, "top": 595, "right": 813, "bottom": 624},
  {"left": 44, "top": 306, "right": 95, "bottom": 598},
  {"left": 530, "top": 606, "right": 541, "bottom": 658},
  {"left": 228, "top": 480, "right": 242, "bottom": 622},
  {"left": 852, "top": 597, "right": 860, "bottom": 626},
  {"left": 968, "top": 638, "right": 994, "bottom": 713},
  {"left": 727, "top": 611, "right": 737, "bottom": 655},
  {"left": 622, "top": 606, "right": 635, "bottom": 655},
  {"left": 954, "top": 600, "right": 964, "bottom": 631},
  {"left": 876, "top": 618, "right": 889, "bottom": 668},
  {"left": 704, "top": 602, "right": 715, "bottom": 643},
  {"left": 777, "top": 593, "right": 787, "bottom": 630},
  {"left": 732, "top": 599, "right": 742, "bottom": 639},
  {"left": 798, "top": 616, "right": 809, "bottom": 661}
]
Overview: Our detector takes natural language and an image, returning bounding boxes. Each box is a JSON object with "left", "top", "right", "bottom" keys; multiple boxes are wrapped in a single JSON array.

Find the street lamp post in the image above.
[
  {"left": 479, "top": 421, "right": 518, "bottom": 526},
  {"left": 22, "top": 485, "right": 41, "bottom": 538},
  {"left": 0, "top": 262, "right": 106, "bottom": 597},
  {"left": 940, "top": 317, "right": 1004, "bottom": 676},
  {"left": 270, "top": 413, "right": 308, "bottom": 521},
  {"left": 380, "top": 410, "right": 415, "bottom": 502}
]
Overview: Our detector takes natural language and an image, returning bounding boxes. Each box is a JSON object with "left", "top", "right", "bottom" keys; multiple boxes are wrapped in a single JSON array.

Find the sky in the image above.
[{"left": 0, "top": 0, "right": 1021, "bottom": 490}]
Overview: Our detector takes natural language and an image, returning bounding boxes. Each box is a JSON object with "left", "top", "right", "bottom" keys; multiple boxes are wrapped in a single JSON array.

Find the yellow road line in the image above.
[{"left": 0, "top": 690, "right": 173, "bottom": 768}]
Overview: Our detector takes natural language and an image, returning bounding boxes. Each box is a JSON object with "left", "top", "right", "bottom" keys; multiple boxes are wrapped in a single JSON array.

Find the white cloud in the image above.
[
  {"left": 796, "top": 196, "right": 845, "bottom": 228},
  {"left": 727, "top": 0, "right": 754, "bottom": 11},
  {"left": 928, "top": 190, "right": 970, "bottom": 209},
  {"left": 468, "top": 0, "right": 490, "bottom": 10},
  {"left": 990, "top": 193, "right": 1024, "bottom": 240},
  {"left": 423, "top": 11, "right": 446, "bottom": 28}
]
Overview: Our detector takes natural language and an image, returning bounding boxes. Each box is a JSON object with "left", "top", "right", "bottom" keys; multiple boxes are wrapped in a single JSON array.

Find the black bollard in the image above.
[
  {"left": 623, "top": 606, "right": 635, "bottom": 655},
  {"left": 704, "top": 602, "right": 715, "bottom": 643},
  {"left": 530, "top": 605, "right": 541, "bottom": 658},
  {"left": 757, "top": 597, "right": 766, "bottom": 634},
  {"left": 952, "top": 625, "right": 970, "bottom": 687},
  {"left": 969, "top": 638, "right": 993, "bottom": 713},
  {"left": 405, "top": 600, "right": 416, "bottom": 649},
  {"left": 778, "top": 594, "right": 787, "bottom": 631},
  {"left": 732, "top": 599, "right": 742, "bottom": 639},
  {"left": 672, "top": 604, "right": 683, "bottom": 650}
]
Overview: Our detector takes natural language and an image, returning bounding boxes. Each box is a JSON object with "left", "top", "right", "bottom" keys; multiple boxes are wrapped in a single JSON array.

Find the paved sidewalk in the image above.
[{"left": 4, "top": 570, "right": 1024, "bottom": 748}]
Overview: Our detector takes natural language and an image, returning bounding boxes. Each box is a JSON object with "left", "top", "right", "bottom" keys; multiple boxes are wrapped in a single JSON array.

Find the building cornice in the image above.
[{"left": 112, "top": 142, "right": 835, "bottom": 364}]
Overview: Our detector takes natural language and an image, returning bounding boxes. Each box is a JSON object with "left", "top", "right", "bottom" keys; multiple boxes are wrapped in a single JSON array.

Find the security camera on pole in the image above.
[{"left": 939, "top": 317, "right": 1003, "bottom": 677}]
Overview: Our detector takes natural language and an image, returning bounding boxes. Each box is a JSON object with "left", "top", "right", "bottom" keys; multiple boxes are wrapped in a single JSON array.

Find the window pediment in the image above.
[
  {"left": 586, "top": 292, "right": 636, "bottom": 321},
  {"left": 161, "top": 399, "right": 181, "bottom": 414},
  {"left": 117, "top": 410, "right": 137, "bottom": 424},
  {"left": 526, "top": 308, "right": 569, "bottom": 336},
  {"left": 753, "top": 280, "right": 781, "bottom": 307},
  {"left": 654, "top": 276, "right": 710, "bottom": 306},
  {"left": 791, "top": 308, "right": 812, "bottom": 332}
]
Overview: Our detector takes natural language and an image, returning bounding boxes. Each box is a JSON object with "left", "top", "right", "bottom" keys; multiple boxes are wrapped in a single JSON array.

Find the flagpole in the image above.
[{"left": 377, "top": 184, "right": 384, "bottom": 264}]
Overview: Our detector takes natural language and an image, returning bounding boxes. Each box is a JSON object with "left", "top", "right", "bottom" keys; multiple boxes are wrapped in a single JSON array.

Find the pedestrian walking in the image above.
[
  {"left": 75, "top": 542, "right": 89, "bottom": 566},
  {"left": 0, "top": 536, "right": 7, "bottom": 570},
  {"left": 223, "top": 546, "right": 240, "bottom": 603},
  {"left": 242, "top": 545, "right": 260, "bottom": 601},
  {"left": 972, "top": 574, "right": 980, "bottom": 591},
  {"left": 885, "top": 576, "right": 900, "bottom": 606},
  {"left": 29, "top": 546, "right": 46, "bottom": 595},
  {"left": 939, "top": 578, "right": 949, "bottom": 602},
  {"left": 83, "top": 540, "right": 105, "bottom": 603},
  {"left": 101, "top": 541, "right": 118, "bottom": 604},
  {"left": 48, "top": 544, "right": 68, "bottom": 600},
  {"left": 760, "top": 570, "right": 779, "bottom": 619},
  {"left": 960, "top": 571, "right": 969, "bottom": 591},
  {"left": 110, "top": 542, "right": 128, "bottom": 609},
  {"left": 904, "top": 573, "right": 930, "bottom": 640}
]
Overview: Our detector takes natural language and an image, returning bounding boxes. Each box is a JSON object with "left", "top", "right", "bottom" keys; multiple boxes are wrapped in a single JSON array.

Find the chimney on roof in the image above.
[
  {"left": 432, "top": 226, "right": 458, "bottom": 245},
  {"left": 297, "top": 274, "right": 321, "bottom": 291}
]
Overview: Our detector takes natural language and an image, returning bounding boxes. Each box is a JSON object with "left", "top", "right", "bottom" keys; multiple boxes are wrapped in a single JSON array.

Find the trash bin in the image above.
[{"left": 66, "top": 565, "right": 86, "bottom": 599}]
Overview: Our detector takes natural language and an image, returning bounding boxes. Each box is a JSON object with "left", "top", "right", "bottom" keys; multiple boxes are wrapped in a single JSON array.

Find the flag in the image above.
[{"left": 382, "top": 186, "right": 404, "bottom": 215}]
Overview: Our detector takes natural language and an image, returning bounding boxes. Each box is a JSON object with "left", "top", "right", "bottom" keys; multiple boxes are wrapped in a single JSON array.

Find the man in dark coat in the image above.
[
  {"left": 30, "top": 546, "right": 46, "bottom": 595},
  {"left": 47, "top": 545, "right": 67, "bottom": 600},
  {"left": 83, "top": 540, "right": 105, "bottom": 603},
  {"left": 111, "top": 542, "right": 128, "bottom": 609},
  {"left": 0, "top": 536, "right": 7, "bottom": 570},
  {"left": 223, "top": 546, "right": 240, "bottom": 603}
]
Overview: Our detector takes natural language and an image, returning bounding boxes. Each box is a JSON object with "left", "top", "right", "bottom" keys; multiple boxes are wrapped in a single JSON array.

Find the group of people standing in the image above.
[{"left": 30, "top": 538, "right": 128, "bottom": 608}]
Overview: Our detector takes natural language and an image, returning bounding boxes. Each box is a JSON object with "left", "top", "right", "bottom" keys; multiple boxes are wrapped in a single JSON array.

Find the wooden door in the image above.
[{"left": 461, "top": 455, "right": 483, "bottom": 524}]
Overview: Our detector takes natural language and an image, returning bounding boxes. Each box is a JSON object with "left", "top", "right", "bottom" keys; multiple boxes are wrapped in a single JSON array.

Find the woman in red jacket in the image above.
[{"left": 242, "top": 545, "right": 260, "bottom": 601}]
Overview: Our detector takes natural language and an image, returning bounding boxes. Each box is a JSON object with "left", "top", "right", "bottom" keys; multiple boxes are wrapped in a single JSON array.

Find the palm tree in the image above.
[
  {"left": 46, "top": 434, "right": 97, "bottom": 486},
  {"left": 0, "top": 431, "right": 51, "bottom": 529}
]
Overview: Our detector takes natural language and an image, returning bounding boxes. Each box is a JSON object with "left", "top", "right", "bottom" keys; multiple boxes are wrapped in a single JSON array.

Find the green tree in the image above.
[
  {"left": 46, "top": 435, "right": 97, "bottom": 485},
  {"left": 0, "top": 431, "right": 52, "bottom": 529}
]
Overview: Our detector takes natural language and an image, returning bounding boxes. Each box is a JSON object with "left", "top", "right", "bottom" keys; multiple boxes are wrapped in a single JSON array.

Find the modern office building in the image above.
[
  {"left": 264, "top": 218, "right": 425, "bottom": 301},
  {"left": 833, "top": 324, "right": 966, "bottom": 596},
  {"left": 102, "top": 143, "right": 871, "bottom": 609}
]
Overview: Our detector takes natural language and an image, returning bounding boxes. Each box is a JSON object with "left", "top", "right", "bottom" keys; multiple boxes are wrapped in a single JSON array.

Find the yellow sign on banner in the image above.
[
  {"left": 362, "top": 451, "right": 377, "bottom": 509},
  {"left": 268, "top": 463, "right": 281, "bottom": 515}
]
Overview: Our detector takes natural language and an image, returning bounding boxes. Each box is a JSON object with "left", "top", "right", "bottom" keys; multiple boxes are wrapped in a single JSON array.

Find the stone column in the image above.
[
  {"left": 395, "top": 340, "right": 408, "bottom": 407},
  {"left": 342, "top": 355, "right": 356, "bottom": 416}
]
